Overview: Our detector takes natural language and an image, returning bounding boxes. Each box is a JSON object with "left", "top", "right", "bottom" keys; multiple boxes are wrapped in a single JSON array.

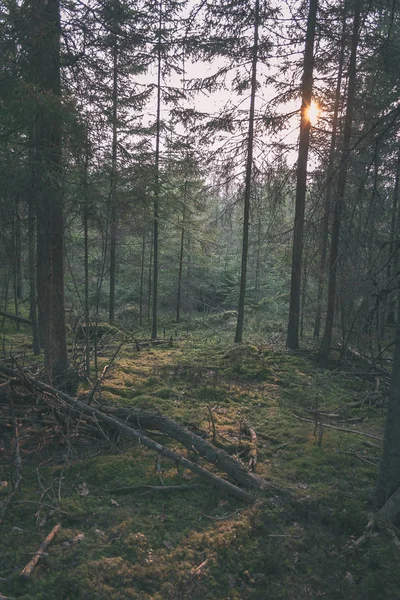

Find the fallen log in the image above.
[
  {"left": 4, "top": 370, "right": 252, "bottom": 502},
  {"left": 377, "top": 487, "right": 400, "bottom": 522},
  {"left": 102, "top": 406, "right": 264, "bottom": 490},
  {"left": 0, "top": 311, "right": 31, "bottom": 326}
]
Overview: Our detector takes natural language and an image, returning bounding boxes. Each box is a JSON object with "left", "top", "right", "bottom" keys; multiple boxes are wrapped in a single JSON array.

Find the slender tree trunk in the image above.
[
  {"left": 377, "top": 297, "right": 400, "bottom": 504},
  {"left": 139, "top": 227, "right": 146, "bottom": 326},
  {"left": 151, "top": 0, "right": 162, "bottom": 340},
  {"left": 234, "top": 0, "right": 260, "bottom": 344},
  {"left": 176, "top": 184, "right": 187, "bottom": 324},
  {"left": 109, "top": 42, "right": 118, "bottom": 325},
  {"left": 286, "top": 0, "right": 318, "bottom": 349},
  {"left": 320, "top": 0, "right": 361, "bottom": 363},
  {"left": 314, "top": 7, "right": 346, "bottom": 338},
  {"left": 28, "top": 196, "right": 40, "bottom": 355},
  {"left": 147, "top": 227, "right": 153, "bottom": 322},
  {"left": 254, "top": 206, "right": 262, "bottom": 303},
  {"left": 12, "top": 203, "right": 20, "bottom": 331},
  {"left": 83, "top": 138, "right": 90, "bottom": 375},
  {"left": 387, "top": 146, "right": 400, "bottom": 326},
  {"left": 32, "top": 0, "right": 69, "bottom": 377}
]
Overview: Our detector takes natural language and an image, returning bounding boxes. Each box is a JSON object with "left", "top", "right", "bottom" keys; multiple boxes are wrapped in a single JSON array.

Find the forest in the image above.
[{"left": 1, "top": 0, "right": 400, "bottom": 597}]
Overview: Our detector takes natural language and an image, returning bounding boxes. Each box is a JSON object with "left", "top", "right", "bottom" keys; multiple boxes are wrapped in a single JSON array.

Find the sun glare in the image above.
[{"left": 307, "top": 101, "right": 319, "bottom": 126}]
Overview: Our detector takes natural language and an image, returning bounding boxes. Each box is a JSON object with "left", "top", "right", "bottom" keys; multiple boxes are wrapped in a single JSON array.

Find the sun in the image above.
[{"left": 306, "top": 100, "right": 319, "bottom": 126}]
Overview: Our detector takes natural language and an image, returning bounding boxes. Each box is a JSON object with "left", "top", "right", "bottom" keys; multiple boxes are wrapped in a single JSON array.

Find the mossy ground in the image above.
[{"left": 0, "top": 317, "right": 398, "bottom": 599}]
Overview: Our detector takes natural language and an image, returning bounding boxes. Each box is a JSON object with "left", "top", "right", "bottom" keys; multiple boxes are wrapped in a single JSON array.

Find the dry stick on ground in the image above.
[
  {"left": 207, "top": 405, "right": 217, "bottom": 444},
  {"left": 102, "top": 406, "right": 264, "bottom": 490},
  {"left": 20, "top": 523, "right": 61, "bottom": 578},
  {"left": 292, "top": 413, "right": 383, "bottom": 441},
  {"left": 0, "top": 389, "right": 22, "bottom": 526},
  {"left": 5, "top": 372, "right": 252, "bottom": 502},
  {"left": 86, "top": 341, "right": 124, "bottom": 405},
  {"left": 106, "top": 484, "right": 201, "bottom": 494},
  {"left": 240, "top": 420, "right": 257, "bottom": 472}
]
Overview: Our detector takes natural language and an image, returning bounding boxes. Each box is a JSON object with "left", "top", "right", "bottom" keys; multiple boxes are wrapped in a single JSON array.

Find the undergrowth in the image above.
[{"left": 0, "top": 317, "right": 397, "bottom": 599}]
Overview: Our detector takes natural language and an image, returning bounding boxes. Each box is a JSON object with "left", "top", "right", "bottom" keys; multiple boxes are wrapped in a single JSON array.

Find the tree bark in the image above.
[
  {"left": 286, "top": 0, "right": 318, "bottom": 349},
  {"left": 139, "top": 226, "right": 146, "bottom": 326},
  {"left": 313, "top": 7, "right": 346, "bottom": 338},
  {"left": 151, "top": 0, "right": 162, "bottom": 340},
  {"left": 83, "top": 135, "right": 90, "bottom": 375},
  {"left": 32, "top": 0, "right": 69, "bottom": 378},
  {"left": 109, "top": 41, "right": 118, "bottom": 325},
  {"left": 234, "top": 0, "right": 260, "bottom": 343},
  {"left": 386, "top": 146, "right": 400, "bottom": 326},
  {"left": 27, "top": 162, "right": 41, "bottom": 354},
  {"left": 320, "top": 0, "right": 361, "bottom": 363},
  {"left": 176, "top": 185, "right": 187, "bottom": 324},
  {"left": 377, "top": 299, "right": 400, "bottom": 504}
]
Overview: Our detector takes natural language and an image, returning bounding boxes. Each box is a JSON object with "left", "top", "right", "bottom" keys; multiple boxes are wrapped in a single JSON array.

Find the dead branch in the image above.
[
  {"left": 20, "top": 523, "right": 61, "bottom": 578},
  {"left": 293, "top": 413, "right": 382, "bottom": 441},
  {"left": 0, "top": 311, "right": 32, "bottom": 326},
  {"left": 8, "top": 372, "right": 252, "bottom": 502},
  {"left": 106, "top": 484, "right": 201, "bottom": 494},
  {"left": 0, "top": 389, "right": 22, "bottom": 526},
  {"left": 102, "top": 405, "right": 264, "bottom": 490},
  {"left": 86, "top": 341, "right": 124, "bottom": 404},
  {"left": 240, "top": 420, "right": 257, "bottom": 472},
  {"left": 207, "top": 405, "right": 216, "bottom": 444}
]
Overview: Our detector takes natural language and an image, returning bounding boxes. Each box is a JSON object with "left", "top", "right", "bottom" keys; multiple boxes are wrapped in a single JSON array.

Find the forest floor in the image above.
[{"left": 0, "top": 314, "right": 399, "bottom": 599}]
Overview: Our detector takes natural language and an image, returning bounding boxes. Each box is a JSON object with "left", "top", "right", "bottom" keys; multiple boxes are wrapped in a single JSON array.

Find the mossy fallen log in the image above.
[
  {"left": 0, "top": 367, "right": 252, "bottom": 502},
  {"left": 102, "top": 406, "right": 264, "bottom": 490}
]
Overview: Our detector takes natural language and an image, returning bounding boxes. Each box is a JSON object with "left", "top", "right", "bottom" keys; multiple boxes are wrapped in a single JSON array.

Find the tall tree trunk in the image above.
[
  {"left": 109, "top": 42, "right": 118, "bottom": 325},
  {"left": 151, "top": 0, "right": 162, "bottom": 340},
  {"left": 313, "top": 7, "right": 346, "bottom": 338},
  {"left": 176, "top": 184, "right": 187, "bottom": 324},
  {"left": 147, "top": 227, "right": 153, "bottom": 322},
  {"left": 320, "top": 0, "right": 361, "bottom": 363},
  {"left": 12, "top": 202, "right": 20, "bottom": 330},
  {"left": 234, "top": 0, "right": 259, "bottom": 344},
  {"left": 139, "top": 226, "right": 146, "bottom": 326},
  {"left": 377, "top": 296, "right": 400, "bottom": 504},
  {"left": 83, "top": 137, "right": 90, "bottom": 376},
  {"left": 32, "top": 0, "right": 69, "bottom": 378},
  {"left": 387, "top": 146, "right": 400, "bottom": 326},
  {"left": 28, "top": 194, "right": 40, "bottom": 355},
  {"left": 286, "top": 0, "right": 318, "bottom": 350}
]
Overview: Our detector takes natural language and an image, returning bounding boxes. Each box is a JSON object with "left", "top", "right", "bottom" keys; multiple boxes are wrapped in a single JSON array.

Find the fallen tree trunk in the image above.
[
  {"left": 377, "top": 486, "right": 400, "bottom": 522},
  {"left": 0, "top": 368, "right": 252, "bottom": 502},
  {"left": 0, "top": 311, "right": 32, "bottom": 326},
  {"left": 102, "top": 406, "right": 264, "bottom": 490}
]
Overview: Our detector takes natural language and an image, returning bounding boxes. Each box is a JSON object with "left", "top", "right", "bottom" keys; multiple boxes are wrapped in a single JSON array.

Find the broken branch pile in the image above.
[{"left": 0, "top": 366, "right": 267, "bottom": 502}]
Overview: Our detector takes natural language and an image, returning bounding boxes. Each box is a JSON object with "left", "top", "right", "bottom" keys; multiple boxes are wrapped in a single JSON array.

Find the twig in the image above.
[
  {"left": 240, "top": 420, "right": 257, "bottom": 472},
  {"left": 292, "top": 413, "right": 382, "bottom": 441},
  {"left": 86, "top": 341, "right": 124, "bottom": 404},
  {"left": 105, "top": 484, "right": 201, "bottom": 494},
  {"left": 0, "top": 389, "right": 22, "bottom": 526},
  {"left": 207, "top": 405, "right": 216, "bottom": 444},
  {"left": 20, "top": 523, "right": 61, "bottom": 578},
  {"left": 191, "top": 558, "right": 209, "bottom": 575},
  {"left": 200, "top": 508, "right": 243, "bottom": 521}
]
